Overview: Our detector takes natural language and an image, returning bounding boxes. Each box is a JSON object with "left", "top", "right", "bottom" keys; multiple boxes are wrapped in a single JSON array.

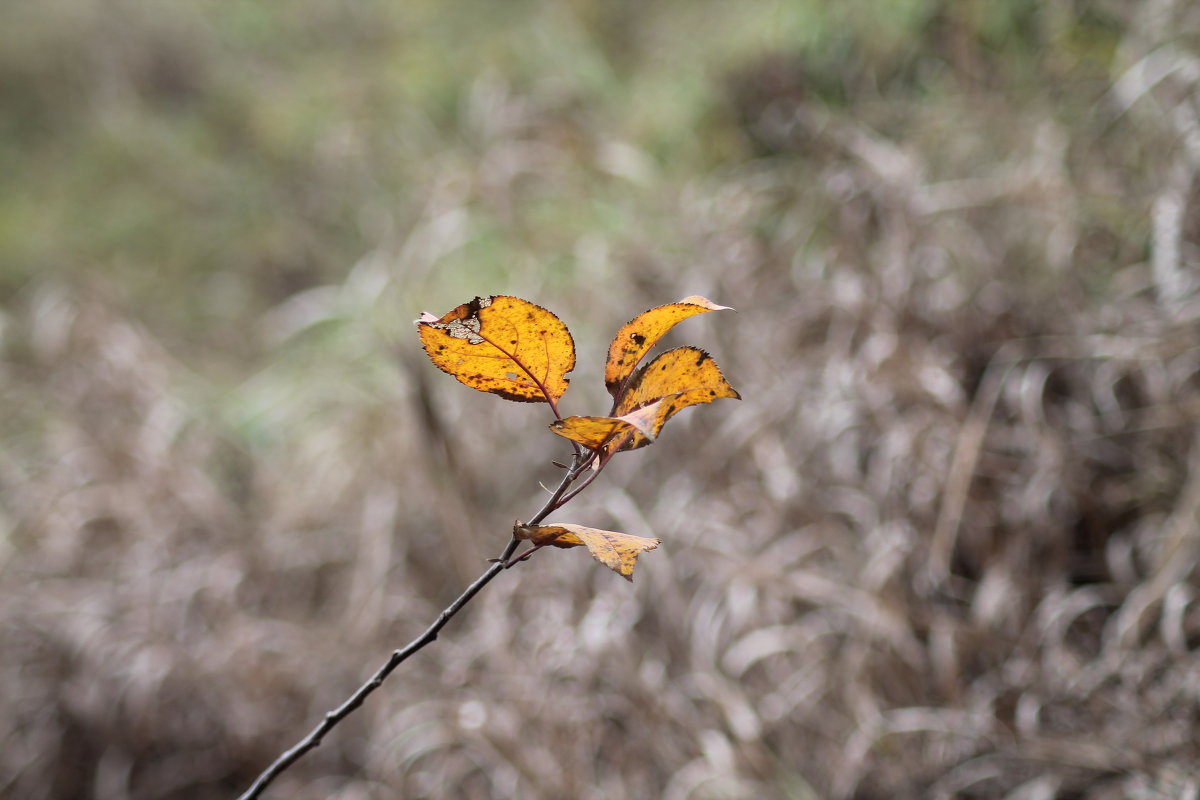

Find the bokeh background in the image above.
[{"left": 4, "top": 1, "right": 1200, "bottom": 798}]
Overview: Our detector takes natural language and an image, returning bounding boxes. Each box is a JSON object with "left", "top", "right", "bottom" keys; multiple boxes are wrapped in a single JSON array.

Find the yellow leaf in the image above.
[
  {"left": 605, "top": 296, "right": 732, "bottom": 397},
  {"left": 416, "top": 296, "right": 575, "bottom": 404},
  {"left": 607, "top": 346, "right": 740, "bottom": 452},
  {"left": 548, "top": 400, "right": 664, "bottom": 450},
  {"left": 514, "top": 522, "right": 661, "bottom": 581}
]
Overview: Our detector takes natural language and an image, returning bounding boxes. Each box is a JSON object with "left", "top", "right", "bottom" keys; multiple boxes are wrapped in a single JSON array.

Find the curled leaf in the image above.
[
  {"left": 608, "top": 346, "right": 740, "bottom": 452},
  {"left": 514, "top": 522, "right": 661, "bottom": 581},
  {"left": 416, "top": 296, "right": 574, "bottom": 403},
  {"left": 548, "top": 400, "right": 665, "bottom": 450},
  {"left": 605, "top": 296, "right": 732, "bottom": 397}
]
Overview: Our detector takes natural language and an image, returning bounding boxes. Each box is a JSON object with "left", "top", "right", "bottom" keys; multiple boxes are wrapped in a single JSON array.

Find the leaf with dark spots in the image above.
[
  {"left": 416, "top": 296, "right": 575, "bottom": 403},
  {"left": 606, "top": 346, "right": 739, "bottom": 453},
  {"left": 604, "top": 296, "right": 732, "bottom": 397}
]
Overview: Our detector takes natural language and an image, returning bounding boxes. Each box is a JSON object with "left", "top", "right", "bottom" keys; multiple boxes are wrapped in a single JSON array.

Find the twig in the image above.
[
  {"left": 504, "top": 543, "right": 547, "bottom": 567},
  {"left": 558, "top": 449, "right": 610, "bottom": 504},
  {"left": 237, "top": 451, "right": 586, "bottom": 800}
]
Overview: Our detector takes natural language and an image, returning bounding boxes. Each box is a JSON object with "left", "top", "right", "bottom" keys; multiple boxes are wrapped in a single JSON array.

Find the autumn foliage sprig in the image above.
[
  {"left": 237, "top": 296, "right": 737, "bottom": 800},
  {"left": 417, "top": 294, "right": 740, "bottom": 579}
]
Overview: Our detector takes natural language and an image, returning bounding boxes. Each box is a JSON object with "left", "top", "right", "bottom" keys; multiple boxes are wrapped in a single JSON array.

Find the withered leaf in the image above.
[
  {"left": 605, "top": 295, "right": 732, "bottom": 397},
  {"left": 416, "top": 296, "right": 575, "bottom": 403},
  {"left": 548, "top": 400, "right": 665, "bottom": 451},
  {"left": 607, "top": 346, "right": 740, "bottom": 452},
  {"left": 514, "top": 522, "right": 661, "bottom": 581}
]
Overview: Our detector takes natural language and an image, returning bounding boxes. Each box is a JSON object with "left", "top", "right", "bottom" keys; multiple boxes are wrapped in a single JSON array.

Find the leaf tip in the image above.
[{"left": 677, "top": 295, "right": 733, "bottom": 312}]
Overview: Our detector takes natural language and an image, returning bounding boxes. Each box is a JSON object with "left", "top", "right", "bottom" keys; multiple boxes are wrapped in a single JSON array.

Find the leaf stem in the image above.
[
  {"left": 474, "top": 329, "right": 567, "bottom": 422},
  {"left": 472, "top": 328, "right": 582, "bottom": 460},
  {"left": 557, "top": 451, "right": 609, "bottom": 506},
  {"left": 504, "top": 543, "right": 547, "bottom": 567},
  {"left": 237, "top": 450, "right": 588, "bottom": 800}
]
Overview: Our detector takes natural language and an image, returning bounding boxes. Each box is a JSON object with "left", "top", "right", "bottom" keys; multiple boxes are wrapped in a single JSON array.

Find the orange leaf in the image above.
[
  {"left": 514, "top": 522, "right": 661, "bottom": 581},
  {"left": 605, "top": 296, "right": 732, "bottom": 397},
  {"left": 416, "top": 296, "right": 574, "bottom": 404},
  {"left": 607, "top": 346, "right": 740, "bottom": 452},
  {"left": 548, "top": 400, "right": 665, "bottom": 450}
]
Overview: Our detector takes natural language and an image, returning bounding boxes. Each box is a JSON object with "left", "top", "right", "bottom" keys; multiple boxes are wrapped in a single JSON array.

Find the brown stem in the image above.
[
  {"left": 237, "top": 451, "right": 586, "bottom": 800},
  {"left": 557, "top": 450, "right": 610, "bottom": 506},
  {"left": 504, "top": 543, "right": 547, "bottom": 567}
]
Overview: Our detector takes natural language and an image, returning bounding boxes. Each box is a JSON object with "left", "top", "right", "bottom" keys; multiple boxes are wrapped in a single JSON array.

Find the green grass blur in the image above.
[{"left": 2, "top": 0, "right": 1123, "bottom": 359}]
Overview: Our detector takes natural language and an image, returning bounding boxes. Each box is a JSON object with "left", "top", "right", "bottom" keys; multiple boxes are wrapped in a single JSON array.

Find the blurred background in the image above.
[{"left": 3, "top": 1, "right": 1200, "bottom": 798}]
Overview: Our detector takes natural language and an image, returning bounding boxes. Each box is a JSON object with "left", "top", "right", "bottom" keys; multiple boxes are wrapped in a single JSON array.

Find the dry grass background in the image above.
[{"left": 3, "top": 1, "right": 1200, "bottom": 798}]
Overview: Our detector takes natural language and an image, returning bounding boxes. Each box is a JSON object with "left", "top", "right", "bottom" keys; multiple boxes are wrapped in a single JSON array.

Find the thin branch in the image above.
[
  {"left": 237, "top": 451, "right": 585, "bottom": 800},
  {"left": 504, "top": 542, "right": 547, "bottom": 567},
  {"left": 530, "top": 451, "right": 586, "bottom": 524},
  {"left": 558, "top": 450, "right": 610, "bottom": 505}
]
